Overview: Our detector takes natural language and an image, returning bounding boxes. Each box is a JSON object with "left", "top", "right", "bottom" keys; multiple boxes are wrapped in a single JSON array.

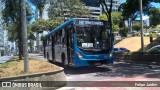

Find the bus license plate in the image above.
[{"left": 95, "top": 63, "right": 101, "bottom": 66}]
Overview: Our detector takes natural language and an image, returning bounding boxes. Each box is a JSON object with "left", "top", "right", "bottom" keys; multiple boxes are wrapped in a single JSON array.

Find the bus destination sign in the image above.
[
  {"left": 75, "top": 20, "right": 110, "bottom": 28},
  {"left": 77, "top": 20, "right": 103, "bottom": 26}
]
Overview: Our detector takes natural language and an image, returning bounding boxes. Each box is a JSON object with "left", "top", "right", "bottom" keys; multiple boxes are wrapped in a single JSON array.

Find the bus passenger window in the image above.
[{"left": 48, "top": 36, "right": 52, "bottom": 45}]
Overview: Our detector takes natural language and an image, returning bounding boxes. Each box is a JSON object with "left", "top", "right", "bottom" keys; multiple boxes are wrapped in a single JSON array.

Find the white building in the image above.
[
  {"left": 105, "top": 0, "right": 121, "bottom": 12},
  {"left": 41, "top": 0, "right": 121, "bottom": 19},
  {"left": 0, "top": 2, "right": 13, "bottom": 56},
  {"left": 0, "top": 1, "right": 5, "bottom": 56}
]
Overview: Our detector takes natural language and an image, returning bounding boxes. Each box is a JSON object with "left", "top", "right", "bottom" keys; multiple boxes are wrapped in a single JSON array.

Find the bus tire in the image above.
[
  {"left": 61, "top": 53, "right": 66, "bottom": 67},
  {"left": 47, "top": 53, "right": 52, "bottom": 63}
]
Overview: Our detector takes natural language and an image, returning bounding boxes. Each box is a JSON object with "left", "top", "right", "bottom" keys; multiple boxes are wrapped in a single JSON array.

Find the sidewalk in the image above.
[
  {"left": 57, "top": 75, "right": 160, "bottom": 90},
  {"left": 0, "top": 56, "right": 13, "bottom": 64},
  {"left": 29, "top": 53, "right": 47, "bottom": 61}
]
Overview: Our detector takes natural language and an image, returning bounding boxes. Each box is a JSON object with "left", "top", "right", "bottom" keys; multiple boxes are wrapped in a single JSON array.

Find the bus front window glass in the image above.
[{"left": 76, "top": 26, "right": 111, "bottom": 51}]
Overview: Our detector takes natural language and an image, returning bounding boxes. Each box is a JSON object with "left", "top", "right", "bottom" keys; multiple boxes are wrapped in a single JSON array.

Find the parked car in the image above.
[
  {"left": 143, "top": 32, "right": 149, "bottom": 36},
  {"left": 114, "top": 48, "right": 130, "bottom": 52},
  {"left": 150, "top": 30, "right": 160, "bottom": 36},
  {"left": 147, "top": 45, "right": 160, "bottom": 52},
  {"left": 131, "top": 30, "right": 139, "bottom": 36}
]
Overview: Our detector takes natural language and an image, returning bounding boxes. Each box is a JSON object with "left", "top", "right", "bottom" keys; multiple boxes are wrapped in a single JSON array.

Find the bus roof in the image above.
[
  {"left": 45, "top": 18, "right": 75, "bottom": 38},
  {"left": 45, "top": 18, "right": 107, "bottom": 38}
]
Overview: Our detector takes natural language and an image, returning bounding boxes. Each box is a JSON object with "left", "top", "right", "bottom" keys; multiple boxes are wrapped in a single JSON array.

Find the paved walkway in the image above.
[
  {"left": 29, "top": 53, "right": 47, "bottom": 61},
  {"left": 0, "top": 56, "right": 13, "bottom": 64},
  {"left": 57, "top": 75, "right": 160, "bottom": 90}
]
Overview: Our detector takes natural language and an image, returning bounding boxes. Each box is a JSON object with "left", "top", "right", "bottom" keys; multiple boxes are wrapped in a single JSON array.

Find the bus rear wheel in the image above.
[
  {"left": 47, "top": 53, "right": 52, "bottom": 63},
  {"left": 61, "top": 53, "right": 66, "bottom": 67}
]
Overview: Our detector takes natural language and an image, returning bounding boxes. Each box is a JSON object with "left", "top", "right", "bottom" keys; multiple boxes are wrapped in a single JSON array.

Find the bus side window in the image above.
[
  {"left": 47, "top": 38, "right": 49, "bottom": 45},
  {"left": 48, "top": 36, "right": 52, "bottom": 45},
  {"left": 55, "top": 30, "right": 62, "bottom": 44}
]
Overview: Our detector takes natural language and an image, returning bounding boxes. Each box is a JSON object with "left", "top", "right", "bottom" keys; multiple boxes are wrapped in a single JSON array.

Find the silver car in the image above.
[{"left": 114, "top": 48, "right": 130, "bottom": 52}]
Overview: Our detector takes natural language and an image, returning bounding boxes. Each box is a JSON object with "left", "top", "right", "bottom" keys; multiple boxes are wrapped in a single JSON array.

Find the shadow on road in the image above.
[
  {"left": 94, "top": 62, "right": 160, "bottom": 78},
  {"left": 56, "top": 61, "right": 160, "bottom": 79},
  {"left": 64, "top": 66, "right": 111, "bottom": 75}
]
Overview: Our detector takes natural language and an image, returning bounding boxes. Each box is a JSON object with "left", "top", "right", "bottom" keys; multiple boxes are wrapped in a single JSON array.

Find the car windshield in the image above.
[
  {"left": 150, "top": 46, "right": 160, "bottom": 51},
  {"left": 76, "top": 25, "right": 112, "bottom": 51}
]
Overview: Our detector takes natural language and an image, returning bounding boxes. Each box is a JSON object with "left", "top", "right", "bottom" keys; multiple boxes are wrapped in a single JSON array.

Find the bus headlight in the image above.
[
  {"left": 109, "top": 53, "right": 113, "bottom": 58},
  {"left": 76, "top": 52, "right": 83, "bottom": 59}
]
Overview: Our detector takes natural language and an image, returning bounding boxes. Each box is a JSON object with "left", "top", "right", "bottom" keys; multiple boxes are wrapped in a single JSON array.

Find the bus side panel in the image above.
[{"left": 45, "top": 45, "right": 52, "bottom": 60}]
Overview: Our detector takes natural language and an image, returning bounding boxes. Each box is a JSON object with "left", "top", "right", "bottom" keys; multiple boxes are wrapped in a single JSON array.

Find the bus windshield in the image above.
[{"left": 76, "top": 25, "right": 112, "bottom": 53}]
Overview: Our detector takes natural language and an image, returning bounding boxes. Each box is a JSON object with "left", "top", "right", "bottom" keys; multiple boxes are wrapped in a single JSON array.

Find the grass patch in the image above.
[
  {"left": 0, "top": 62, "right": 16, "bottom": 68},
  {"left": 0, "top": 56, "right": 60, "bottom": 78}
]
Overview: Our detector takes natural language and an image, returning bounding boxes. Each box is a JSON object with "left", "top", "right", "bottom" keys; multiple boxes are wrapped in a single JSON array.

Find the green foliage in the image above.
[
  {"left": 148, "top": 7, "right": 160, "bottom": 27},
  {"left": 0, "top": 61, "right": 15, "bottom": 68},
  {"left": 119, "top": 0, "right": 151, "bottom": 20},
  {"left": 98, "top": 12, "right": 121, "bottom": 31},
  {"left": 119, "top": 27, "right": 129, "bottom": 37},
  {"left": 2, "top": 0, "right": 33, "bottom": 42},
  {"left": 29, "top": 0, "right": 46, "bottom": 18},
  {"left": 132, "top": 23, "right": 140, "bottom": 31},
  {"left": 30, "top": 18, "right": 63, "bottom": 33},
  {"left": 48, "top": 0, "right": 90, "bottom": 19},
  {"left": 149, "top": 33, "right": 159, "bottom": 37},
  {"left": 118, "top": 0, "right": 160, "bottom": 28}
]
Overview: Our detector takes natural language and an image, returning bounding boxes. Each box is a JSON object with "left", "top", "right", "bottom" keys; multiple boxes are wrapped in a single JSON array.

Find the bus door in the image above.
[
  {"left": 54, "top": 31, "right": 62, "bottom": 62},
  {"left": 43, "top": 39, "right": 46, "bottom": 58},
  {"left": 66, "top": 25, "right": 74, "bottom": 65},
  {"left": 51, "top": 35, "right": 55, "bottom": 61}
]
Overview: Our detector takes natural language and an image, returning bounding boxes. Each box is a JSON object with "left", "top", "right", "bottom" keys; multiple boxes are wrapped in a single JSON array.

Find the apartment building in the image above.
[{"left": 105, "top": 0, "right": 120, "bottom": 12}]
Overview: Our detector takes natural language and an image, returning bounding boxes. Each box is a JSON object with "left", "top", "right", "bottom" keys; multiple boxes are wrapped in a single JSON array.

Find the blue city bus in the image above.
[{"left": 43, "top": 18, "right": 114, "bottom": 67}]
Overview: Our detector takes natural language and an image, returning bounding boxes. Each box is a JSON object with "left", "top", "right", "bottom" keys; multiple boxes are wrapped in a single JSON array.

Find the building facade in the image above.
[
  {"left": 0, "top": 2, "right": 4, "bottom": 56},
  {"left": 105, "top": 0, "right": 120, "bottom": 12},
  {"left": 0, "top": 2, "right": 13, "bottom": 56}
]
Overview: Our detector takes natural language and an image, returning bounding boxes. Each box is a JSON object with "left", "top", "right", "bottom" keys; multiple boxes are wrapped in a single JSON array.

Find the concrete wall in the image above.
[{"left": 0, "top": 68, "right": 66, "bottom": 90}]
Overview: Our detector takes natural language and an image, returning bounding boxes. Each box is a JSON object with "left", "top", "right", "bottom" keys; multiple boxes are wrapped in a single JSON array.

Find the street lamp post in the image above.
[
  {"left": 21, "top": 0, "right": 29, "bottom": 73},
  {"left": 140, "top": 0, "right": 144, "bottom": 52}
]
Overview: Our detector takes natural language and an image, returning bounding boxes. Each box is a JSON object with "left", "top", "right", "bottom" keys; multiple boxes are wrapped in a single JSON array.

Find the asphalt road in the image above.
[
  {"left": 64, "top": 62, "right": 160, "bottom": 81},
  {"left": 29, "top": 54, "right": 160, "bottom": 81},
  {"left": 30, "top": 54, "right": 160, "bottom": 90}
]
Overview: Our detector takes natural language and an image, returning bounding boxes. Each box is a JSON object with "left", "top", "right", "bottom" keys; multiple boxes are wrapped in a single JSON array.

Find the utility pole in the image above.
[
  {"left": 140, "top": 0, "right": 144, "bottom": 52},
  {"left": 21, "top": 0, "right": 29, "bottom": 73}
]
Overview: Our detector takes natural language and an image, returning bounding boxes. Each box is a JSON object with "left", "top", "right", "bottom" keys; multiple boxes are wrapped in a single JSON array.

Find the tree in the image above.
[
  {"left": 48, "top": 0, "right": 90, "bottom": 20},
  {"left": 119, "top": 0, "right": 160, "bottom": 24},
  {"left": 29, "top": 0, "right": 46, "bottom": 52},
  {"left": 132, "top": 23, "right": 141, "bottom": 31},
  {"left": 98, "top": 0, "right": 113, "bottom": 36},
  {"left": 148, "top": 7, "right": 160, "bottom": 27},
  {"left": 30, "top": 18, "right": 63, "bottom": 33},
  {"left": 29, "top": 0, "right": 46, "bottom": 18},
  {"left": 98, "top": 12, "right": 121, "bottom": 31},
  {"left": 1, "top": 0, "right": 33, "bottom": 60},
  {"left": 119, "top": 27, "right": 129, "bottom": 37}
]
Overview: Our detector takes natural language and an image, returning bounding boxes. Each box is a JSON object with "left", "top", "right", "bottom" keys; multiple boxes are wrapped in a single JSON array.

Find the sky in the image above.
[{"left": 121, "top": 0, "right": 160, "bottom": 8}]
